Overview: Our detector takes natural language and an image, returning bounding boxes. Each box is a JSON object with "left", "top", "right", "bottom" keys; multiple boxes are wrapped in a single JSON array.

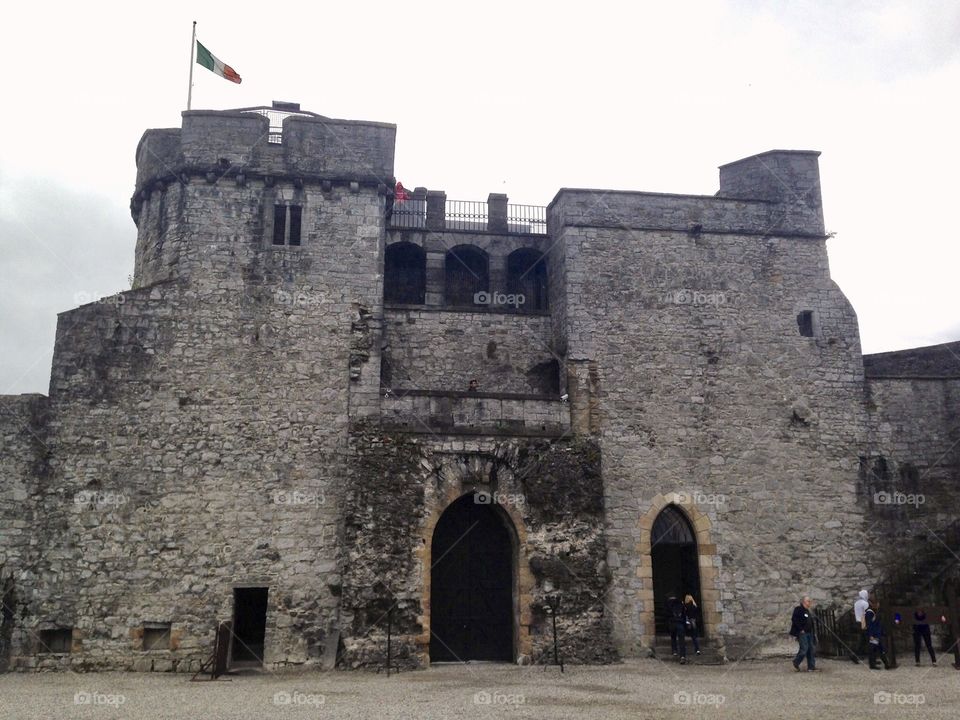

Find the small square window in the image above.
[
  {"left": 39, "top": 628, "right": 72, "bottom": 654},
  {"left": 797, "top": 311, "right": 815, "bottom": 337},
  {"left": 142, "top": 623, "right": 171, "bottom": 651}
]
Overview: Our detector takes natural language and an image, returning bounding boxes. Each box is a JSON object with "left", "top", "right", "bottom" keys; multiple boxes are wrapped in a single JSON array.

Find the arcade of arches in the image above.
[{"left": 383, "top": 240, "right": 548, "bottom": 311}]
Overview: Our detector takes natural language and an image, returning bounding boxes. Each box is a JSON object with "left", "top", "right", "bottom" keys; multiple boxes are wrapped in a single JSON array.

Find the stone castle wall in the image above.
[
  {"left": 381, "top": 308, "right": 556, "bottom": 394},
  {"left": 1, "top": 109, "right": 393, "bottom": 670},
  {"left": 0, "top": 395, "right": 48, "bottom": 670},
  {"left": 339, "top": 431, "right": 616, "bottom": 668},
  {"left": 861, "top": 343, "right": 960, "bottom": 555},
  {"left": 1, "top": 109, "right": 956, "bottom": 672},
  {"left": 548, "top": 174, "right": 872, "bottom": 658}
]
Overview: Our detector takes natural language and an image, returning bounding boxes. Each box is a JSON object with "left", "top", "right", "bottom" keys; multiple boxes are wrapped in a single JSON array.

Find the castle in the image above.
[{"left": 1, "top": 103, "right": 957, "bottom": 671}]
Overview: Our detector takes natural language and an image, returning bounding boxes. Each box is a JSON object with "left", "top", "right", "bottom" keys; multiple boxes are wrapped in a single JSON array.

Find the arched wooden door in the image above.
[{"left": 430, "top": 495, "right": 514, "bottom": 661}]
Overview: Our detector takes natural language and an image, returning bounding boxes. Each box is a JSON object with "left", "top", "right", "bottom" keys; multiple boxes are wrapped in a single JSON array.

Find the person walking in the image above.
[
  {"left": 850, "top": 589, "right": 870, "bottom": 663},
  {"left": 683, "top": 594, "right": 701, "bottom": 656},
  {"left": 865, "top": 599, "right": 891, "bottom": 670},
  {"left": 666, "top": 595, "right": 688, "bottom": 664},
  {"left": 790, "top": 596, "right": 817, "bottom": 671},
  {"left": 912, "top": 609, "right": 937, "bottom": 666}
]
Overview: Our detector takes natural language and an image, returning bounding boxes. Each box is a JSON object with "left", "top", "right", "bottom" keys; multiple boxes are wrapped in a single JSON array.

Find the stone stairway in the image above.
[
  {"left": 650, "top": 636, "right": 725, "bottom": 665},
  {"left": 876, "top": 520, "right": 960, "bottom": 606}
]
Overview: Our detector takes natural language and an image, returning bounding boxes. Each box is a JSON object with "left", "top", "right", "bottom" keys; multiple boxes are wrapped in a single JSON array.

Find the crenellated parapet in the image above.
[
  {"left": 131, "top": 109, "right": 396, "bottom": 223},
  {"left": 549, "top": 149, "right": 825, "bottom": 238},
  {"left": 128, "top": 106, "right": 396, "bottom": 289}
]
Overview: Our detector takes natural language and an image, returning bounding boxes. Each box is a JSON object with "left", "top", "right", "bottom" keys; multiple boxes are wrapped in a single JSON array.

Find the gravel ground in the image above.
[{"left": 1, "top": 657, "right": 957, "bottom": 719}]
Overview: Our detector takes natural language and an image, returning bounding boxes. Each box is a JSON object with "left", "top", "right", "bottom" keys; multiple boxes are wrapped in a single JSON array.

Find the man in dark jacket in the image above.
[{"left": 789, "top": 596, "right": 816, "bottom": 671}]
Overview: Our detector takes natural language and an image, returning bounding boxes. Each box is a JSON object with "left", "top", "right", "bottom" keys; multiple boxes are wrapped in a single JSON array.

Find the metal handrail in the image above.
[{"left": 388, "top": 199, "right": 547, "bottom": 234}]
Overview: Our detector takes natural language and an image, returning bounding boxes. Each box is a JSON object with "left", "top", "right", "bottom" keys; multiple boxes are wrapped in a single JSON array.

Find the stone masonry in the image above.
[{"left": 0, "top": 104, "right": 956, "bottom": 672}]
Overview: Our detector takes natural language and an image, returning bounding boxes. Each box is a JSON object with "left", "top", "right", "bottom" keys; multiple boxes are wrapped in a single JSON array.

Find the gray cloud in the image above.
[{"left": 0, "top": 169, "right": 133, "bottom": 394}]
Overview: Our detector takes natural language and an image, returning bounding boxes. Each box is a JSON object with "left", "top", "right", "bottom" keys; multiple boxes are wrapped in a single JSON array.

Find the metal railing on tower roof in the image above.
[{"left": 229, "top": 102, "right": 328, "bottom": 143}]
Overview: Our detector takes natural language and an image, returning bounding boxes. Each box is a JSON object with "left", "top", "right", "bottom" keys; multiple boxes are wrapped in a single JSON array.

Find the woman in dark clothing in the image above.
[
  {"left": 684, "top": 594, "right": 701, "bottom": 655},
  {"left": 865, "top": 599, "right": 891, "bottom": 670},
  {"left": 912, "top": 609, "right": 937, "bottom": 666}
]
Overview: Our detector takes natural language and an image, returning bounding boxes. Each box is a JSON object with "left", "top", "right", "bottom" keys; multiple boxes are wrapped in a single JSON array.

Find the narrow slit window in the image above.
[
  {"left": 288, "top": 205, "right": 302, "bottom": 246},
  {"left": 272, "top": 205, "right": 286, "bottom": 245},
  {"left": 797, "top": 311, "right": 814, "bottom": 337}
]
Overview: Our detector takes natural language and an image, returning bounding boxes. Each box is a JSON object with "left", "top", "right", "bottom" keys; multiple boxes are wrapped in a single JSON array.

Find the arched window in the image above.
[
  {"left": 506, "top": 248, "right": 548, "bottom": 311},
  {"left": 445, "top": 245, "right": 489, "bottom": 307},
  {"left": 384, "top": 242, "right": 426, "bottom": 305},
  {"left": 651, "top": 505, "right": 696, "bottom": 545}
]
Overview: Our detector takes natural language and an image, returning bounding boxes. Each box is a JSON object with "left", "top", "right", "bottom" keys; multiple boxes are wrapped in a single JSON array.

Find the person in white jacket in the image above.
[{"left": 850, "top": 589, "right": 870, "bottom": 663}]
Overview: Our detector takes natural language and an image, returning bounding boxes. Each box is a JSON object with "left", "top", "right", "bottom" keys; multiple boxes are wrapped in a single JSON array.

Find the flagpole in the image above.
[{"left": 187, "top": 21, "right": 196, "bottom": 110}]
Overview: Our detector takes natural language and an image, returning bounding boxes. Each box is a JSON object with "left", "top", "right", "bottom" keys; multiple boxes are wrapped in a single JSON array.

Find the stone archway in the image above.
[
  {"left": 417, "top": 487, "right": 535, "bottom": 665},
  {"left": 650, "top": 505, "right": 701, "bottom": 636},
  {"left": 637, "top": 493, "right": 722, "bottom": 650}
]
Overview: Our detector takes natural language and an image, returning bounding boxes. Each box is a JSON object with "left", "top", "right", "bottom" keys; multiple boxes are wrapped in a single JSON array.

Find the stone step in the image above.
[{"left": 651, "top": 638, "right": 725, "bottom": 664}]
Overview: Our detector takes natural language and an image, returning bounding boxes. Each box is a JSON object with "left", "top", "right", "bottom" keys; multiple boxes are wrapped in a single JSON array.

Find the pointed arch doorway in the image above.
[
  {"left": 651, "top": 504, "right": 702, "bottom": 635},
  {"left": 429, "top": 494, "right": 515, "bottom": 662}
]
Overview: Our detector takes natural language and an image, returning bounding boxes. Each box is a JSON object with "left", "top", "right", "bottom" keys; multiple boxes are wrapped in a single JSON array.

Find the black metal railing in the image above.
[
  {"left": 814, "top": 607, "right": 859, "bottom": 658},
  {"left": 232, "top": 104, "right": 326, "bottom": 144},
  {"left": 389, "top": 199, "right": 547, "bottom": 234},
  {"left": 444, "top": 200, "right": 488, "bottom": 231},
  {"left": 390, "top": 199, "right": 427, "bottom": 228},
  {"left": 507, "top": 204, "right": 547, "bottom": 234}
]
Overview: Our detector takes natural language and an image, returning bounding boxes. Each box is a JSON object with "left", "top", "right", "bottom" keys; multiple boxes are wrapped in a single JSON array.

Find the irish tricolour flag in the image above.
[{"left": 196, "top": 40, "right": 242, "bottom": 84}]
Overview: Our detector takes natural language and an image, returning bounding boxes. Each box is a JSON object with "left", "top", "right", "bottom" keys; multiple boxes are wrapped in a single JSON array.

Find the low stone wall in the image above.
[
  {"left": 380, "top": 391, "right": 569, "bottom": 436},
  {"left": 0, "top": 394, "right": 49, "bottom": 672}
]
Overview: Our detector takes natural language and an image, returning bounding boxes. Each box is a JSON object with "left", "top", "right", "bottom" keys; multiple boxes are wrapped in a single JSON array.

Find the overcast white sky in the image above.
[{"left": 1, "top": 0, "right": 958, "bottom": 395}]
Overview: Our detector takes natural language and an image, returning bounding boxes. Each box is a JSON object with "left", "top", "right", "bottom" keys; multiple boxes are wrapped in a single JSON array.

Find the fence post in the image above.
[
  {"left": 426, "top": 191, "right": 446, "bottom": 231},
  {"left": 946, "top": 581, "right": 960, "bottom": 669},
  {"left": 487, "top": 193, "right": 508, "bottom": 232}
]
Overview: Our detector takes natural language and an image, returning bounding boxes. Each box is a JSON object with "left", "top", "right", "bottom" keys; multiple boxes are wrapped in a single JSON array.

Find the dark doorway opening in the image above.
[
  {"left": 444, "top": 245, "right": 489, "bottom": 307},
  {"left": 651, "top": 505, "right": 702, "bottom": 636},
  {"left": 231, "top": 587, "right": 268, "bottom": 664},
  {"left": 506, "top": 248, "right": 548, "bottom": 311},
  {"left": 430, "top": 494, "right": 514, "bottom": 662},
  {"left": 384, "top": 241, "right": 426, "bottom": 305}
]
